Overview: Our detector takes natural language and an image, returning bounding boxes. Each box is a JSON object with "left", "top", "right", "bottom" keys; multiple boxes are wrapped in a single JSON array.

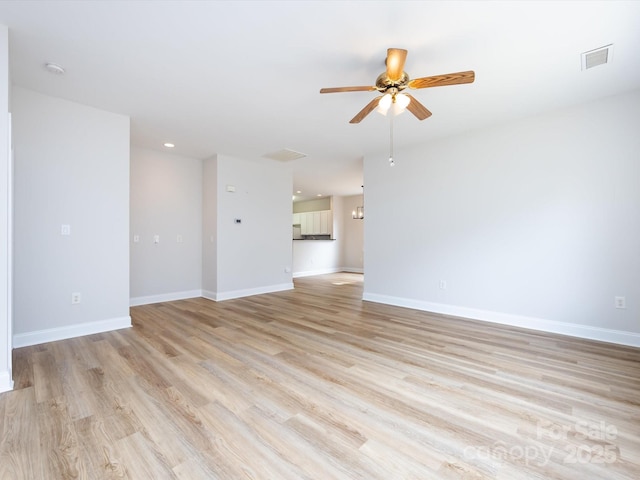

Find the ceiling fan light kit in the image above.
[
  {"left": 376, "top": 91, "right": 411, "bottom": 116},
  {"left": 376, "top": 93, "right": 393, "bottom": 115}
]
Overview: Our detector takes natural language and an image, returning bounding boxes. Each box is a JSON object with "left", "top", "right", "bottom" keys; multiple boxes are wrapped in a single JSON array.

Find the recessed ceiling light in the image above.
[
  {"left": 296, "top": 190, "right": 302, "bottom": 194},
  {"left": 163, "top": 143, "right": 175, "bottom": 148},
  {"left": 317, "top": 194, "right": 323, "bottom": 197},
  {"left": 45, "top": 63, "right": 65, "bottom": 75}
]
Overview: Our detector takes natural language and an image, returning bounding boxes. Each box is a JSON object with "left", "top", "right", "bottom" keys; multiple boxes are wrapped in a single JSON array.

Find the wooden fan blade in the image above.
[
  {"left": 386, "top": 48, "right": 408, "bottom": 82},
  {"left": 350, "top": 96, "right": 383, "bottom": 124},
  {"left": 405, "top": 95, "right": 432, "bottom": 120},
  {"left": 408, "top": 70, "right": 475, "bottom": 89},
  {"left": 320, "top": 86, "right": 377, "bottom": 93}
]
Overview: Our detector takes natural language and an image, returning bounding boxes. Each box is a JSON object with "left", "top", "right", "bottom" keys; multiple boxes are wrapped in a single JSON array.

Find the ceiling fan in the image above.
[{"left": 320, "top": 48, "right": 475, "bottom": 124}]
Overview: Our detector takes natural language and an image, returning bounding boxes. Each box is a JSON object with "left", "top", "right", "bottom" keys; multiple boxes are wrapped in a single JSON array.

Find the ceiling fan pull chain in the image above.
[{"left": 389, "top": 115, "right": 395, "bottom": 167}]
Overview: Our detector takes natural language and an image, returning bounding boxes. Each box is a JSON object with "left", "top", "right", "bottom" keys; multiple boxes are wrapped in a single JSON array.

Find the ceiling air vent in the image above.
[
  {"left": 581, "top": 44, "right": 613, "bottom": 70},
  {"left": 263, "top": 148, "right": 307, "bottom": 162}
]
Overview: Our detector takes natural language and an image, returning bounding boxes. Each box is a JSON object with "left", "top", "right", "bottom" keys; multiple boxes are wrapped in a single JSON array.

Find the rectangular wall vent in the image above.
[
  {"left": 581, "top": 44, "right": 613, "bottom": 70},
  {"left": 263, "top": 148, "right": 307, "bottom": 162}
]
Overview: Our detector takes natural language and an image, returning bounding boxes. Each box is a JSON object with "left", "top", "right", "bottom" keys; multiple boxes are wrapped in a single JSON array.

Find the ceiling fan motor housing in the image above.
[{"left": 376, "top": 72, "right": 410, "bottom": 91}]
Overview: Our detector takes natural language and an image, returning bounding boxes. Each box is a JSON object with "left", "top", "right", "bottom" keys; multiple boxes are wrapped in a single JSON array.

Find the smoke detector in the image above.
[
  {"left": 45, "top": 63, "right": 66, "bottom": 75},
  {"left": 581, "top": 45, "right": 613, "bottom": 70}
]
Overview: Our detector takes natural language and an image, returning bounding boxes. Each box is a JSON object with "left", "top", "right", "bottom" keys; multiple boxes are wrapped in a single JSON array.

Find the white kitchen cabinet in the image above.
[
  {"left": 295, "top": 210, "right": 333, "bottom": 236},
  {"left": 319, "top": 210, "right": 331, "bottom": 235},
  {"left": 300, "top": 212, "right": 309, "bottom": 234},
  {"left": 312, "top": 211, "right": 321, "bottom": 234}
]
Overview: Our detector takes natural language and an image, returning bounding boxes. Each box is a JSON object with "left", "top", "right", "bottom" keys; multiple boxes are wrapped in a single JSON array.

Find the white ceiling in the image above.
[{"left": 2, "top": 1, "right": 639, "bottom": 201}]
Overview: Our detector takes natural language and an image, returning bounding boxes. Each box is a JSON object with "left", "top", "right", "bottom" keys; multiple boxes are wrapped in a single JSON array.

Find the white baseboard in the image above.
[
  {"left": 0, "top": 370, "right": 13, "bottom": 393},
  {"left": 341, "top": 267, "right": 364, "bottom": 274},
  {"left": 203, "top": 282, "right": 294, "bottom": 302},
  {"left": 363, "top": 293, "right": 640, "bottom": 348},
  {"left": 13, "top": 316, "right": 132, "bottom": 348},
  {"left": 130, "top": 289, "right": 203, "bottom": 307},
  {"left": 293, "top": 267, "right": 343, "bottom": 278},
  {"left": 293, "top": 267, "right": 363, "bottom": 278}
]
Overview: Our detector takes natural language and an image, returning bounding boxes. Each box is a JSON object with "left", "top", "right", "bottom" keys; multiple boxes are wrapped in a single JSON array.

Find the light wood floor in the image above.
[{"left": 2, "top": 273, "right": 639, "bottom": 479}]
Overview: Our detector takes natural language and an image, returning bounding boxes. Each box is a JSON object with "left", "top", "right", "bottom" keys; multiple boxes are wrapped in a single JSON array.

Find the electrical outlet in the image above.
[
  {"left": 615, "top": 296, "right": 626, "bottom": 309},
  {"left": 439, "top": 280, "right": 447, "bottom": 290},
  {"left": 154, "top": 235, "right": 160, "bottom": 244},
  {"left": 71, "top": 292, "right": 81, "bottom": 304},
  {"left": 177, "top": 234, "right": 183, "bottom": 243}
]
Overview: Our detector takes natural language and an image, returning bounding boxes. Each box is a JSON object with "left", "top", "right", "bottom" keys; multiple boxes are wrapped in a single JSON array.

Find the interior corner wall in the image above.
[
  {"left": 129, "top": 147, "right": 202, "bottom": 305},
  {"left": 212, "top": 154, "right": 293, "bottom": 299},
  {"left": 364, "top": 89, "right": 640, "bottom": 347},
  {"left": 12, "top": 87, "right": 131, "bottom": 347},
  {"left": 0, "top": 24, "right": 11, "bottom": 392}
]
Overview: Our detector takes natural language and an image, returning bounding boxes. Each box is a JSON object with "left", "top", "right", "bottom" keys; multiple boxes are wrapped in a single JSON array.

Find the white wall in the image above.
[
  {"left": 201, "top": 155, "right": 218, "bottom": 295},
  {"left": 292, "top": 240, "right": 342, "bottom": 277},
  {"left": 342, "top": 194, "right": 364, "bottom": 273},
  {"left": 0, "top": 25, "right": 11, "bottom": 392},
  {"left": 12, "top": 87, "right": 131, "bottom": 347},
  {"left": 204, "top": 154, "right": 293, "bottom": 300},
  {"left": 364, "top": 89, "right": 640, "bottom": 346},
  {"left": 293, "top": 197, "right": 331, "bottom": 213},
  {"left": 130, "top": 147, "right": 202, "bottom": 305}
]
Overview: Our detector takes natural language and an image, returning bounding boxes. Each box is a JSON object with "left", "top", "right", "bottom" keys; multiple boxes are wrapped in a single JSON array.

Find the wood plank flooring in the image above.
[{"left": 1, "top": 272, "right": 639, "bottom": 479}]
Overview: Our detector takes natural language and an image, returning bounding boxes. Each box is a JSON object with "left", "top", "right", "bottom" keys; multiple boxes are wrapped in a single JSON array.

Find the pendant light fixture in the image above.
[{"left": 352, "top": 185, "right": 364, "bottom": 219}]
